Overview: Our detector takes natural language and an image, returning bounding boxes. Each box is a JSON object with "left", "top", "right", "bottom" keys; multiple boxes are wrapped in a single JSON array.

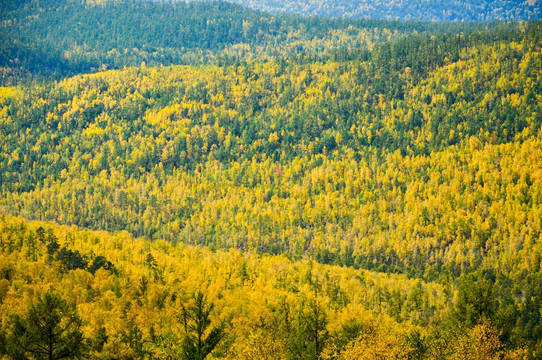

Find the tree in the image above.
[
  {"left": 87, "top": 255, "right": 114, "bottom": 275},
  {"left": 179, "top": 291, "right": 225, "bottom": 360},
  {"left": 451, "top": 321, "right": 503, "bottom": 360},
  {"left": 6, "top": 291, "right": 84, "bottom": 360},
  {"left": 455, "top": 276, "right": 496, "bottom": 327},
  {"left": 288, "top": 298, "right": 329, "bottom": 360},
  {"left": 337, "top": 330, "right": 412, "bottom": 360},
  {"left": 56, "top": 247, "right": 87, "bottom": 271}
]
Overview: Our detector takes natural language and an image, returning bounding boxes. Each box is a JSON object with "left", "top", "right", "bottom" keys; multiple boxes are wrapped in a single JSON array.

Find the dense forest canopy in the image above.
[
  {"left": 1, "top": 0, "right": 542, "bottom": 358},
  {"left": 2, "top": 22, "right": 541, "bottom": 262},
  {"left": 0, "top": 0, "right": 508, "bottom": 84},
  {"left": 1, "top": 19, "right": 542, "bottom": 356},
  {"left": 0, "top": 214, "right": 521, "bottom": 359},
  {"left": 217, "top": 0, "right": 541, "bottom": 21}
]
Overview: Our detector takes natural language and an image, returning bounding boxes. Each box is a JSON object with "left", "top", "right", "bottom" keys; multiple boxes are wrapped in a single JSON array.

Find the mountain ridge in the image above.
[{"left": 217, "top": 0, "right": 541, "bottom": 21}]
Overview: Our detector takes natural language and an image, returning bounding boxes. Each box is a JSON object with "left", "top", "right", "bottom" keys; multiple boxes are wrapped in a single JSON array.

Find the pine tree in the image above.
[
  {"left": 6, "top": 291, "right": 84, "bottom": 360},
  {"left": 180, "top": 291, "right": 225, "bottom": 360}
]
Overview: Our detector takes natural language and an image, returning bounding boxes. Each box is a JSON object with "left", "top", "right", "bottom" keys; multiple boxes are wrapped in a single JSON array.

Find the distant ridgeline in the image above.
[
  {"left": 0, "top": 0, "right": 506, "bottom": 85},
  {"left": 222, "top": 0, "right": 541, "bottom": 21}
]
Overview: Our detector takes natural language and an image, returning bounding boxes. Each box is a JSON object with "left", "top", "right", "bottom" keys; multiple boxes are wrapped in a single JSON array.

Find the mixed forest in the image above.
[
  {"left": 1, "top": 0, "right": 542, "bottom": 359},
  {"left": 223, "top": 0, "right": 542, "bottom": 21},
  {"left": 0, "top": 0, "right": 503, "bottom": 85}
]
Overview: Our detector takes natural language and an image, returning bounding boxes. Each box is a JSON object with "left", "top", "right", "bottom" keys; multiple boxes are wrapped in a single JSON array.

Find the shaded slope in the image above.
[
  {"left": 222, "top": 0, "right": 541, "bottom": 21},
  {"left": 0, "top": 0, "right": 499, "bottom": 84}
]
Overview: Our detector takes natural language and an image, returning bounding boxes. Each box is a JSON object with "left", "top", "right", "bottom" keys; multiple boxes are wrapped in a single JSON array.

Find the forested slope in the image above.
[
  {"left": 2, "top": 23, "right": 541, "bottom": 268},
  {"left": 0, "top": 0, "right": 499, "bottom": 84},
  {"left": 1, "top": 20, "right": 542, "bottom": 356},
  {"left": 0, "top": 214, "right": 528, "bottom": 359},
  {"left": 1, "top": 0, "right": 542, "bottom": 357},
  {"left": 222, "top": 0, "right": 541, "bottom": 21}
]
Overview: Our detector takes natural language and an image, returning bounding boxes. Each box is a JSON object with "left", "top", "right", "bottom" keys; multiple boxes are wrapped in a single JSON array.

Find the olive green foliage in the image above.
[
  {"left": 455, "top": 276, "right": 496, "bottom": 327},
  {"left": 288, "top": 298, "right": 329, "bottom": 360},
  {"left": 226, "top": 0, "right": 541, "bottom": 21},
  {"left": 180, "top": 292, "right": 226, "bottom": 360},
  {"left": 0, "top": 1, "right": 541, "bottom": 358},
  {"left": 5, "top": 291, "right": 84, "bottom": 360},
  {"left": 0, "top": 0, "right": 503, "bottom": 84}
]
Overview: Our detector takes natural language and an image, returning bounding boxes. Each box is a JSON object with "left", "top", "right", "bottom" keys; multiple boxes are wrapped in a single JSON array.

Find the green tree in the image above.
[
  {"left": 288, "top": 298, "right": 328, "bottom": 360},
  {"left": 180, "top": 291, "right": 225, "bottom": 360},
  {"left": 87, "top": 255, "right": 114, "bottom": 275},
  {"left": 455, "top": 276, "right": 496, "bottom": 327},
  {"left": 6, "top": 291, "right": 84, "bottom": 360}
]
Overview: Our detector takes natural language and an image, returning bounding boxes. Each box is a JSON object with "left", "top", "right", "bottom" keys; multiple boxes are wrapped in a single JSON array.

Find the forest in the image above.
[
  {"left": 0, "top": 0, "right": 506, "bottom": 85},
  {"left": 1, "top": 0, "right": 542, "bottom": 358},
  {"left": 0, "top": 214, "right": 533, "bottom": 359},
  {"left": 223, "top": 0, "right": 541, "bottom": 21}
]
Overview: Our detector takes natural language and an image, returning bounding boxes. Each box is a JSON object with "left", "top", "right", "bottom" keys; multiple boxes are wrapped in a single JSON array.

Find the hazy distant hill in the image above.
[
  {"left": 0, "top": 0, "right": 497, "bottom": 84},
  {"left": 221, "top": 0, "right": 541, "bottom": 21}
]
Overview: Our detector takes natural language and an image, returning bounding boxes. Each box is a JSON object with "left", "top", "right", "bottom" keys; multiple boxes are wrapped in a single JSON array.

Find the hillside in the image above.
[
  {"left": 1, "top": 0, "right": 542, "bottom": 358},
  {"left": 1, "top": 23, "right": 540, "bottom": 268},
  {"left": 0, "top": 0, "right": 498, "bottom": 84},
  {"left": 223, "top": 0, "right": 541, "bottom": 21},
  {"left": 0, "top": 214, "right": 526, "bottom": 359},
  {"left": 1, "top": 19, "right": 542, "bottom": 356}
]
